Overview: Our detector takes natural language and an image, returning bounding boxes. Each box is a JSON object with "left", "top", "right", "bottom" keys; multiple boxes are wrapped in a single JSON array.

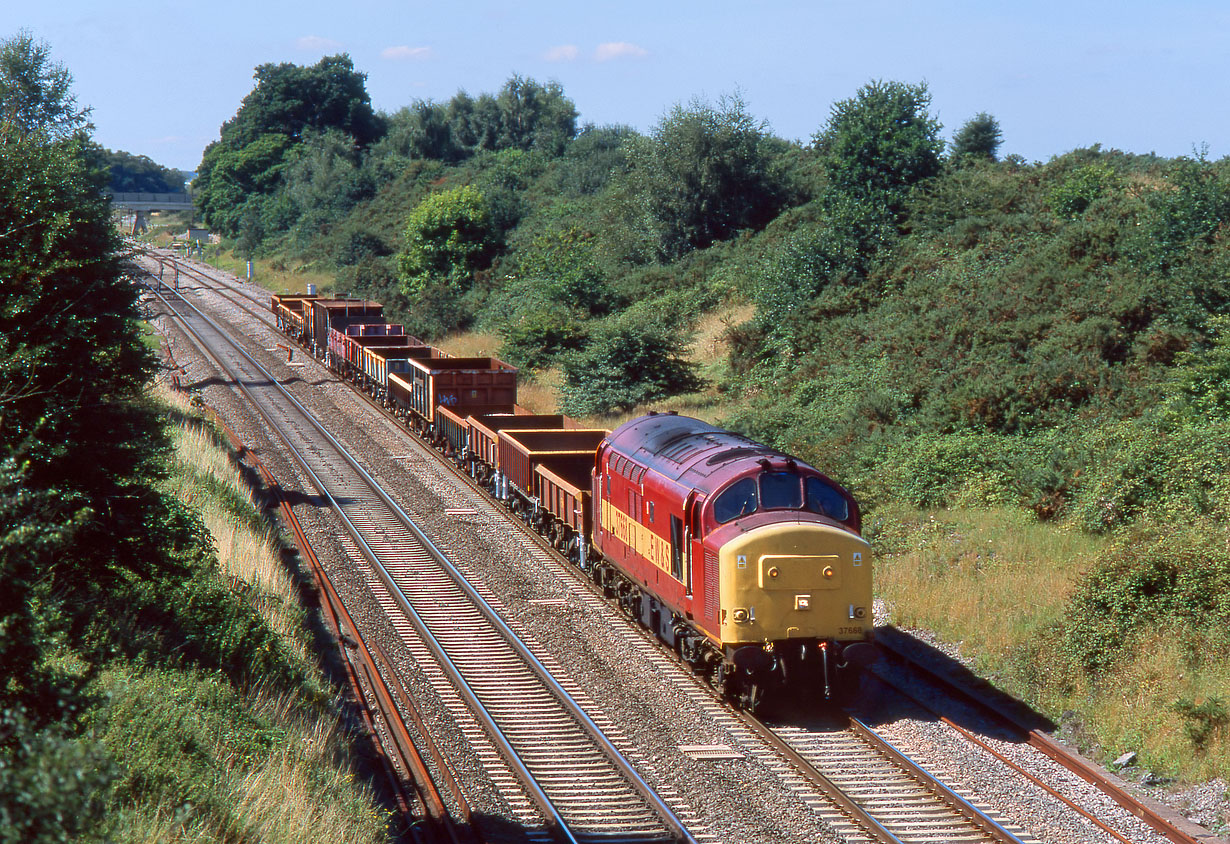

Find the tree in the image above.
[
  {"left": 495, "top": 75, "right": 577, "bottom": 156},
  {"left": 625, "top": 93, "right": 789, "bottom": 259},
  {"left": 0, "top": 33, "right": 159, "bottom": 837},
  {"left": 0, "top": 30, "right": 89, "bottom": 139},
  {"left": 558, "top": 310, "right": 703, "bottom": 414},
  {"left": 1047, "top": 161, "right": 1119, "bottom": 218},
  {"left": 512, "top": 226, "right": 618, "bottom": 316},
  {"left": 219, "top": 54, "right": 381, "bottom": 148},
  {"left": 102, "top": 149, "right": 185, "bottom": 193},
  {"left": 193, "top": 54, "right": 381, "bottom": 232},
  {"left": 396, "top": 185, "right": 495, "bottom": 295},
  {"left": 281, "top": 128, "right": 374, "bottom": 231},
  {"left": 194, "top": 133, "right": 294, "bottom": 236},
  {"left": 950, "top": 112, "right": 1003, "bottom": 161},
  {"left": 813, "top": 79, "right": 944, "bottom": 218}
]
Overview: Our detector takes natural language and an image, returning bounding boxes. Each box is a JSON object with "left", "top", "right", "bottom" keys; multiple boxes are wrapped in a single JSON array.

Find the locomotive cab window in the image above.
[
  {"left": 713, "top": 477, "right": 758, "bottom": 523},
  {"left": 805, "top": 477, "right": 849, "bottom": 521},
  {"left": 760, "top": 472, "right": 803, "bottom": 510}
]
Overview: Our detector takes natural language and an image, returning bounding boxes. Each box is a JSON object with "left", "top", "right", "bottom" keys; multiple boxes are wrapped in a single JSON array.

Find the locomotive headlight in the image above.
[
  {"left": 823, "top": 566, "right": 835, "bottom": 579},
  {"left": 732, "top": 608, "right": 749, "bottom": 623},
  {"left": 767, "top": 566, "right": 780, "bottom": 579}
]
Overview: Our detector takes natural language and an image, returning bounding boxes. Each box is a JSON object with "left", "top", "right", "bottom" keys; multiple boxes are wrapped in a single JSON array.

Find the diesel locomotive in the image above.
[{"left": 591, "top": 413, "right": 876, "bottom": 709}]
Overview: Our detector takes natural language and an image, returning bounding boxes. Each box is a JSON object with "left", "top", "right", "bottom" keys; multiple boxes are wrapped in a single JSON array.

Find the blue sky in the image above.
[{"left": 6, "top": 1, "right": 1227, "bottom": 172}]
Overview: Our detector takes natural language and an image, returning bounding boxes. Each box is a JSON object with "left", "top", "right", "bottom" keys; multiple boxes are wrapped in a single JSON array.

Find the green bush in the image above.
[
  {"left": 396, "top": 184, "right": 496, "bottom": 296},
  {"left": 1171, "top": 697, "right": 1229, "bottom": 750},
  {"left": 1047, "top": 162, "right": 1120, "bottom": 218},
  {"left": 0, "top": 709, "right": 114, "bottom": 844},
  {"left": 497, "top": 303, "right": 587, "bottom": 371},
  {"left": 1060, "top": 527, "right": 1230, "bottom": 675},
  {"left": 559, "top": 309, "right": 703, "bottom": 415}
]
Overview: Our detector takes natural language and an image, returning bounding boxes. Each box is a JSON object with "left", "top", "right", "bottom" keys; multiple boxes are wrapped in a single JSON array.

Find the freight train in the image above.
[{"left": 271, "top": 293, "right": 877, "bottom": 709}]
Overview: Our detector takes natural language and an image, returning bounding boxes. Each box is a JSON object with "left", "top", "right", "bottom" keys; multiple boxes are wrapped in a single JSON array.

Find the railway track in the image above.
[
  {"left": 146, "top": 270, "right": 697, "bottom": 844},
  {"left": 743, "top": 713, "right": 1033, "bottom": 844},
  {"left": 148, "top": 253, "right": 1213, "bottom": 844},
  {"left": 871, "top": 628, "right": 1223, "bottom": 844}
]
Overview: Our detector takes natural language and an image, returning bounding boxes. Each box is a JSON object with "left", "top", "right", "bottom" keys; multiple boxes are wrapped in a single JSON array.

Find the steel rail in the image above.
[
  {"left": 847, "top": 716, "right": 1028, "bottom": 844},
  {"left": 149, "top": 275, "right": 694, "bottom": 844},
  {"left": 864, "top": 649, "right": 1135, "bottom": 844},
  {"left": 151, "top": 281, "right": 584, "bottom": 842},
  {"left": 224, "top": 420, "right": 474, "bottom": 844},
  {"left": 154, "top": 299, "right": 431, "bottom": 838},
  {"left": 874, "top": 629, "right": 1220, "bottom": 844},
  {"left": 736, "top": 712, "right": 907, "bottom": 844}
]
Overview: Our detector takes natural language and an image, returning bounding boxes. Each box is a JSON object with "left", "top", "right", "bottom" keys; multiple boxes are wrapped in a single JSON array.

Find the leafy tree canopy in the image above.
[
  {"left": 396, "top": 184, "right": 495, "bottom": 295},
  {"left": 0, "top": 30, "right": 89, "bottom": 140},
  {"left": 624, "top": 92, "right": 790, "bottom": 260},
  {"left": 380, "top": 75, "right": 578, "bottom": 165},
  {"left": 813, "top": 79, "right": 944, "bottom": 217},
  {"left": 194, "top": 54, "right": 381, "bottom": 233},
  {"left": 950, "top": 112, "right": 1003, "bottom": 162},
  {"left": 219, "top": 53, "right": 381, "bottom": 148},
  {"left": 102, "top": 148, "right": 186, "bottom": 193},
  {"left": 194, "top": 133, "right": 294, "bottom": 236}
]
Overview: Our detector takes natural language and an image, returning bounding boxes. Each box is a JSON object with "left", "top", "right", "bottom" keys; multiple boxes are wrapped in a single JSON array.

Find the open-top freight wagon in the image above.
[
  {"left": 498, "top": 427, "right": 609, "bottom": 559},
  {"left": 327, "top": 325, "right": 421, "bottom": 381},
  {"left": 387, "top": 356, "right": 517, "bottom": 438},
  {"left": 361, "top": 344, "right": 448, "bottom": 400},
  {"left": 267, "top": 290, "right": 877, "bottom": 710},
  {"left": 306, "top": 298, "right": 384, "bottom": 358},
  {"left": 270, "top": 293, "right": 320, "bottom": 343}
]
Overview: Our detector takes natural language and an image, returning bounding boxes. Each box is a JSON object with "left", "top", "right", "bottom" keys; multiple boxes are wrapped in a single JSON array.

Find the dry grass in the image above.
[
  {"left": 690, "top": 302, "right": 754, "bottom": 368},
  {"left": 435, "top": 330, "right": 503, "bottom": 358},
  {"left": 114, "top": 683, "right": 387, "bottom": 844},
  {"left": 202, "top": 250, "right": 336, "bottom": 297},
  {"left": 215, "top": 689, "right": 388, "bottom": 843},
  {"left": 1083, "top": 632, "right": 1230, "bottom": 779},
  {"left": 155, "top": 386, "right": 312, "bottom": 663},
  {"left": 874, "top": 505, "right": 1105, "bottom": 668},
  {"left": 516, "top": 373, "right": 561, "bottom": 414},
  {"left": 875, "top": 504, "right": 1230, "bottom": 783}
]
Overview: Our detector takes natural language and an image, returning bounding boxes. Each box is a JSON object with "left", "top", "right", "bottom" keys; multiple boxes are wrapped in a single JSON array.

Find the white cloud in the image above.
[
  {"left": 381, "top": 45, "right": 433, "bottom": 61},
  {"left": 594, "top": 41, "right": 648, "bottom": 62},
  {"left": 296, "top": 35, "right": 342, "bottom": 51},
  {"left": 544, "top": 44, "right": 579, "bottom": 62}
]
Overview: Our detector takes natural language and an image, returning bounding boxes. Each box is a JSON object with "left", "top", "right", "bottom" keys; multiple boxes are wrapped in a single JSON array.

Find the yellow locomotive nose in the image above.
[{"left": 719, "top": 521, "right": 872, "bottom": 645}]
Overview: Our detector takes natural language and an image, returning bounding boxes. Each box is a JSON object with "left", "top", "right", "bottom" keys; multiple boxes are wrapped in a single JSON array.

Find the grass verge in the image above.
[{"left": 87, "top": 383, "right": 390, "bottom": 842}]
